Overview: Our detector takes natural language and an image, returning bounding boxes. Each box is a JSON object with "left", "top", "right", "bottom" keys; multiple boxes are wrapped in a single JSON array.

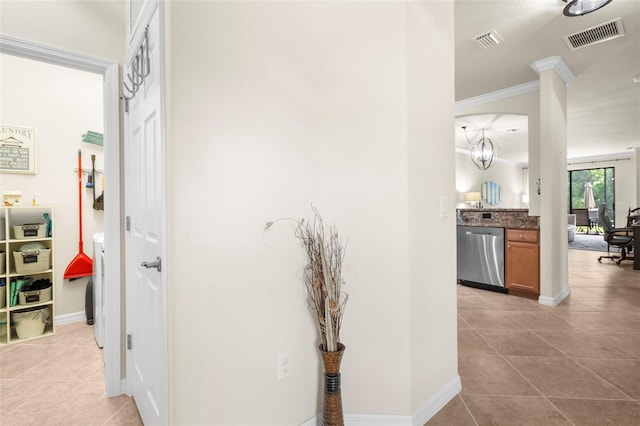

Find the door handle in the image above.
[{"left": 141, "top": 256, "right": 162, "bottom": 272}]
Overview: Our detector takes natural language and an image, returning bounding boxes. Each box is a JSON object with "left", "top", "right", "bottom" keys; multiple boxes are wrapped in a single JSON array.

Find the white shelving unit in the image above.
[{"left": 0, "top": 206, "right": 55, "bottom": 345}]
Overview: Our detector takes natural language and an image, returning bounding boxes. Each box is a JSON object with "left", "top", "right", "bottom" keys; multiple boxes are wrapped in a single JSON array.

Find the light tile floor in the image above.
[
  {"left": 0, "top": 320, "right": 142, "bottom": 425},
  {"left": 2, "top": 249, "right": 638, "bottom": 425},
  {"left": 428, "top": 249, "right": 640, "bottom": 425}
]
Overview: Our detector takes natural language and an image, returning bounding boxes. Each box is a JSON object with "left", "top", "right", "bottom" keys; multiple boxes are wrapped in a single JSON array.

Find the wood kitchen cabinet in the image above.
[{"left": 506, "top": 229, "right": 539, "bottom": 298}]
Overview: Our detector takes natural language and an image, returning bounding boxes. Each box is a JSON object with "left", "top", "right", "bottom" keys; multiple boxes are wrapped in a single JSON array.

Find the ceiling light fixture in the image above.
[
  {"left": 462, "top": 127, "right": 501, "bottom": 170},
  {"left": 562, "top": 0, "right": 613, "bottom": 17}
]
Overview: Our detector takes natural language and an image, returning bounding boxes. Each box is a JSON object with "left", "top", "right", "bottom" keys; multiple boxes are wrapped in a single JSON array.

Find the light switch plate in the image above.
[{"left": 440, "top": 196, "right": 448, "bottom": 218}]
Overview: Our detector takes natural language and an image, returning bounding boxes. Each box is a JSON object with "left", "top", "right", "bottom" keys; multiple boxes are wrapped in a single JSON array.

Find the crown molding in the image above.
[
  {"left": 455, "top": 81, "right": 540, "bottom": 111},
  {"left": 530, "top": 56, "right": 576, "bottom": 86},
  {"left": 567, "top": 151, "right": 634, "bottom": 165}
]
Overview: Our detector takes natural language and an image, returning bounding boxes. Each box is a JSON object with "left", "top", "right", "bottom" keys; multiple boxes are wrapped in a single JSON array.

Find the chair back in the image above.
[
  {"left": 573, "top": 208, "right": 590, "bottom": 227},
  {"left": 598, "top": 204, "right": 614, "bottom": 240},
  {"left": 627, "top": 207, "right": 640, "bottom": 227}
]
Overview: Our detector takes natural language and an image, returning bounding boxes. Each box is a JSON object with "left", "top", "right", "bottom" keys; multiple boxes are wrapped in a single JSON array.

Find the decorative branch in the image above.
[{"left": 295, "top": 207, "right": 348, "bottom": 352}]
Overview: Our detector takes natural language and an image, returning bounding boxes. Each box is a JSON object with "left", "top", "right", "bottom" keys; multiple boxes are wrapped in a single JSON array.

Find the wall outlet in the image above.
[{"left": 278, "top": 352, "right": 292, "bottom": 380}]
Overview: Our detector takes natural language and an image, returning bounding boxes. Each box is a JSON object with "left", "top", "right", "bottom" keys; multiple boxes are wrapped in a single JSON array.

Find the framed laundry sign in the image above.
[{"left": 0, "top": 125, "right": 37, "bottom": 174}]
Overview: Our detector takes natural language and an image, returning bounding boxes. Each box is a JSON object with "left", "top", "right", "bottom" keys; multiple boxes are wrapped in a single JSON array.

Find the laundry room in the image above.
[{"left": 0, "top": 52, "right": 105, "bottom": 338}]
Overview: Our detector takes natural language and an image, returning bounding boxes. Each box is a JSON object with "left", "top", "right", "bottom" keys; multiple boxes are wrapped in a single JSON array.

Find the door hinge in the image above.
[
  {"left": 126, "top": 216, "right": 131, "bottom": 231},
  {"left": 127, "top": 334, "right": 132, "bottom": 350}
]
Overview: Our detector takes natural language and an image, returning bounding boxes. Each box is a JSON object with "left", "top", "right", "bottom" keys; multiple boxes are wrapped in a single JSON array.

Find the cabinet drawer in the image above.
[{"left": 507, "top": 229, "right": 538, "bottom": 243}]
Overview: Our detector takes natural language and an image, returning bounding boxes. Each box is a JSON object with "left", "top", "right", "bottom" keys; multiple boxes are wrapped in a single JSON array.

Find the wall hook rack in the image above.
[{"left": 121, "top": 25, "right": 150, "bottom": 112}]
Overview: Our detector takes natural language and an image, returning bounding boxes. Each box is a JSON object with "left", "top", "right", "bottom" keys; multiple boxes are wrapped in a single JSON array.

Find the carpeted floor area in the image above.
[{"left": 568, "top": 233, "right": 609, "bottom": 252}]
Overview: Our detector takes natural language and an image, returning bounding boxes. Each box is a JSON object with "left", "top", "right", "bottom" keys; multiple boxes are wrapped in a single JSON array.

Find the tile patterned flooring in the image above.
[
  {"left": 0, "top": 320, "right": 142, "bottom": 425},
  {"left": 429, "top": 249, "right": 640, "bottom": 425},
  {"left": 1, "top": 249, "right": 638, "bottom": 425}
]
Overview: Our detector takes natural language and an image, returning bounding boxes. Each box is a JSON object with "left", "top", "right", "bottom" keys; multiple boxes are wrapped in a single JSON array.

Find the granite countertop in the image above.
[
  {"left": 457, "top": 208, "right": 540, "bottom": 229},
  {"left": 457, "top": 208, "right": 529, "bottom": 212}
]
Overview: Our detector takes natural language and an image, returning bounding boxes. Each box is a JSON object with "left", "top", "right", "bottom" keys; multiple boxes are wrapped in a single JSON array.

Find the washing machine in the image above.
[{"left": 93, "top": 232, "right": 105, "bottom": 348}]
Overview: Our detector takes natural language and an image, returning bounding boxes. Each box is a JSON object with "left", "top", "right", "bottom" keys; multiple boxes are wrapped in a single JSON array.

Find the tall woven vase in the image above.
[{"left": 319, "top": 343, "right": 345, "bottom": 426}]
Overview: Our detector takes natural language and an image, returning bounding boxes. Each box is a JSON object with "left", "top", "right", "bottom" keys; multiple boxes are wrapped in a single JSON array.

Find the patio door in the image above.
[{"left": 567, "top": 167, "right": 615, "bottom": 226}]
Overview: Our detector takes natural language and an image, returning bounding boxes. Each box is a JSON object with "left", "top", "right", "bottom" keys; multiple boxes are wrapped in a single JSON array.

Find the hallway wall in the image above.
[
  {"left": 166, "top": 1, "right": 456, "bottom": 424},
  {"left": 0, "top": 0, "right": 126, "bottom": 63}
]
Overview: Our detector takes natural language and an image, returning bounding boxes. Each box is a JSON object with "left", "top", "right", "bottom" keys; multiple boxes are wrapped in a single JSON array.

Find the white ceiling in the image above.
[{"left": 454, "top": 0, "right": 640, "bottom": 165}]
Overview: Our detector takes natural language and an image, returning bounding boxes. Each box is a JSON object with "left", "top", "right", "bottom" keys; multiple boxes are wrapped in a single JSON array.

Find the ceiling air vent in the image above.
[
  {"left": 473, "top": 30, "right": 503, "bottom": 49},
  {"left": 564, "top": 18, "right": 625, "bottom": 51}
]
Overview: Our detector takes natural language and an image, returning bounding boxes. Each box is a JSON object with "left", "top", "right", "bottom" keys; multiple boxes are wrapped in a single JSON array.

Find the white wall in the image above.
[
  {"left": 455, "top": 152, "right": 525, "bottom": 208},
  {"left": 166, "top": 1, "right": 456, "bottom": 424},
  {"left": 0, "top": 0, "right": 126, "bottom": 63},
  {"left": 0, "top": 54, "right": 104, "bottom": 316},
  {"left": 406, "top": 1, "right": 458, "bottom": 411},
  {"left": 636, "top": 149, "right": 640, "bottom": 207}
]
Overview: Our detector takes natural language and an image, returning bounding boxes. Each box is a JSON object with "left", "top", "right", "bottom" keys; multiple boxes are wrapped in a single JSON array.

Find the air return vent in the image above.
[
  {"left": 473, "top": 30, "right": 503, "bottom": 49},
  {"left": 564, "top": 18, "right": 625, "bottom": 51}
]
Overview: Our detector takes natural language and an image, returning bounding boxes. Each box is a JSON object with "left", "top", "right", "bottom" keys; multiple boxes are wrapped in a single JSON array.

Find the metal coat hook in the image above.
[
  {"left": 133, "top": 35, "right": 151, "bottom": 79},
  {"left": 121, "top": 26, "right": 150, "bottom": 111}
]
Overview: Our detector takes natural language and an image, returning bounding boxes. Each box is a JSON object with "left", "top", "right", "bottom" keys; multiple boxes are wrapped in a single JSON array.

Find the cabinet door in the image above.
[{"left": 506, "top": 241, "right": 539, "bottom": 296}]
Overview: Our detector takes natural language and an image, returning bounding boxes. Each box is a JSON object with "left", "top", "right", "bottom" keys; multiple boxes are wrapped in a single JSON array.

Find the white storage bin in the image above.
[
  {"left": 13, "top": 224, "right": 47, "bottom": 239},
  {"left": 19, "top": 285, "right": 52, "bottom": 305},
  {"left": 13, "top": 306, "right": 49, "bottom": 339},
  {"left": 13, "top": 248, "right": 51, "bottom": 274}
]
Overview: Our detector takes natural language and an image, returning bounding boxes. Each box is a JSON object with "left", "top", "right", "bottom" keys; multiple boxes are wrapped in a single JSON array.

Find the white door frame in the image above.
[{"left": 0, "top": 35, "right": 123, "bottom": 396}]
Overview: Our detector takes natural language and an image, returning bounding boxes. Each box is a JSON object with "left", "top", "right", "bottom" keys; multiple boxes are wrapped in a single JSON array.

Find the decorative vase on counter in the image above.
[{"left": 319, "top": 343, "right": 345, "bottom": 426}]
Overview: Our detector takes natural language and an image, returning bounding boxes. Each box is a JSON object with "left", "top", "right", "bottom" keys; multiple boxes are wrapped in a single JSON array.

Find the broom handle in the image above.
[{"left": 78, "top": 149, "right": 84, "bottom": 253}]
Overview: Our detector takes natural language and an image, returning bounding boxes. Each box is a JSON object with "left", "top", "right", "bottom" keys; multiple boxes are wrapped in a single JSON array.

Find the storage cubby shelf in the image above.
[{"left": 0, "top": 206, "right": 55, "bottom": 345}]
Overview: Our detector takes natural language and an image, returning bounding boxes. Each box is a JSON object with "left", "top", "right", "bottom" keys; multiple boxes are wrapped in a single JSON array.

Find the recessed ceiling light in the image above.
[{"left": 632, "top": 76, "right": 640, "bottom": 84}]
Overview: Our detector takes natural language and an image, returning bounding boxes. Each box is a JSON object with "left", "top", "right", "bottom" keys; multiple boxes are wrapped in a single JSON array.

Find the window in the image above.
[{"left": 567, "top": 167, "right": 615, "bottom": 226}]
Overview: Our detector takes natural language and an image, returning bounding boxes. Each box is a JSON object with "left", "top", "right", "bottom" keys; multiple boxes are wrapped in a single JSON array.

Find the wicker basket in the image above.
[{"left": 13, "top": 249, "right": 51, "bottom": 274}]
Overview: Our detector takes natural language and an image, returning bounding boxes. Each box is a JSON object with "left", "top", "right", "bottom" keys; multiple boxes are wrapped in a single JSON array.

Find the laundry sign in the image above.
[{"left": 0, "top": 124, "right": 37, "bottom": 174}]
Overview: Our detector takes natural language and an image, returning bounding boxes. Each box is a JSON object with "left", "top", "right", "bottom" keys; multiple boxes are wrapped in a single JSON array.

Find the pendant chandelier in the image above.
[
  {"left": 462, "top": 127, "right": 501, "bottom": 170},
  {"left": 562, "top": 0, "right": 613, "bottom": 17}
]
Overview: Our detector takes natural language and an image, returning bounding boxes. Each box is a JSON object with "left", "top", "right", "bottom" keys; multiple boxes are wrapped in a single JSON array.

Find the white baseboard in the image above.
[
  {"left": 538, "top": 286, "right": 571, "bottom": 306},
  {"left": 55, "top": 311, "right": 86, "bottom": 325},
  {"left": 301, "top": 413, "right": 411, "bottom": 426},
  {"left": 412, "top": 375, "right": 462, "bottom": 425},
  {"left": 300, "top": 374, "right": 461, "bottom": 426},
  {"left": 345, "top": 414, "right": 412, "bottom": 426},
  {"left": 300, "top": 415, "right": 318, "bottom": 426}
]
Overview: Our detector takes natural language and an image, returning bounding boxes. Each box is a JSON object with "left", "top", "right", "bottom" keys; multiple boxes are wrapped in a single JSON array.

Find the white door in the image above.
[{"left": 124, "top": 3, "right": 167, "bottom": 425}]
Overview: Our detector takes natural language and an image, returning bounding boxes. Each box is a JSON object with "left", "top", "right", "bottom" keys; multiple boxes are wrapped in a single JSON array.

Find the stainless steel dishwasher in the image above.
[{"left": 456, "top": 226, "right": 506, "bottom": 292}]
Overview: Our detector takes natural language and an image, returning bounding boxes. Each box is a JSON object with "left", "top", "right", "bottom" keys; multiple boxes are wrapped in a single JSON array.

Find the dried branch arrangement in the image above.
[{"left": 296, "top": 208, "right": 348, "bottom": 352}]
